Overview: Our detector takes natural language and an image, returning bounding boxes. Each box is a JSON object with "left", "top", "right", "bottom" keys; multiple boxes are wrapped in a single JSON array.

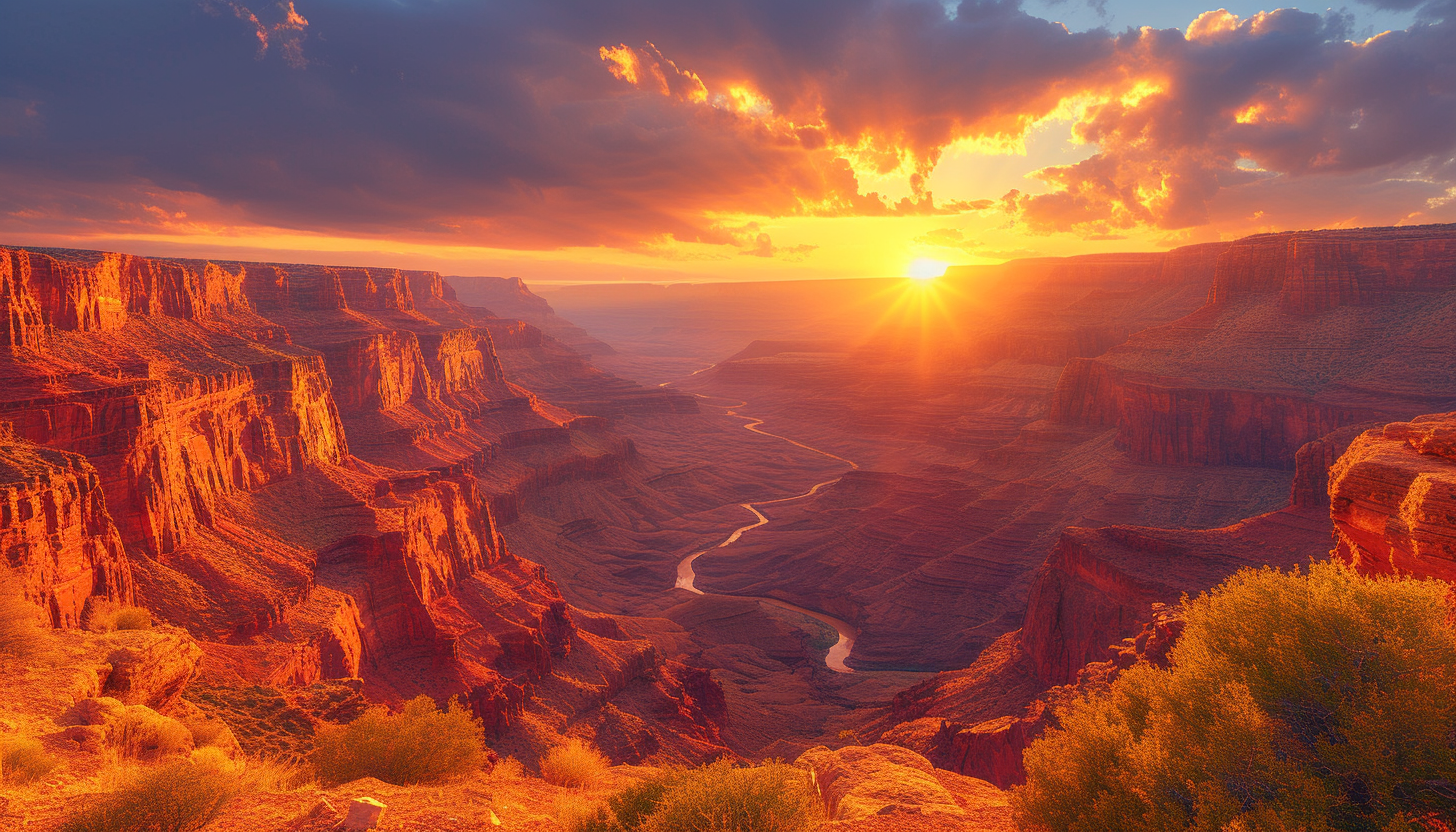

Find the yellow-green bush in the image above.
[
  {"left": 0, "top": 574, "right": 44, "bottom": 659},
  {"left": 86, "top": 602, "right": 153, "bottom": 632},
  {"left": 643, "top": 761, "right": 822, "bottom": 832},
  {"left": 1, "top": 736, "right": 59, "bottom": 783},
  {"left": 1014, "top": 561, "right": 1456, "bottom": 831},
  {"left": 60, "top": 753, "right": 241, "bottom": 832},
  {"left": 110, "top": 607, "right": 152, "bottom": 631},
  {"left": 313, "top": 695, "right": 487, "bottom": 785},
  {"left": 574, "top": 761, "right": 823, "bottom": 832},
  {"left": 109, "top": 706, "right": 193, "bottom": 760},
  {"left": 541, "top": 737, "right": 610, "bottom": 788}
]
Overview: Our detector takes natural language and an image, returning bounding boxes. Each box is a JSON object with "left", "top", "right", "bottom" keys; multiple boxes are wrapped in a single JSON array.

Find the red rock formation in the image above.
[
  {"left": 447, "top": 275, "right": 617, "bottom": 357},
  {"left": 101, "top": 625, "right": 205, "bottom": 710},
  {"left": 882, "top": 607, "right": 1186, "bottom": 788},
  {"left": 873, "top": 421, "right": 1354, "bottom": 782},
  {"left": 0, "top": 431, "right": 131, "bottom": 626},
  {"left": 1049, "top": 224, "right": 1456, "bottom": 468},
  {"left": 1330, "top": 412, "right": 1456, "bottom": 581},
  {"left": 1209, "top": 225, "right": 1456, "bottom": 313},
  {"left": 0, "top": 248, "right": 252, "bottom": 346},
  {"left": 0, "top": 242, "right": 731, "bottom": 764},
  {"left": 1018, "top": 503, "right": 1330, "bottom": 685}
]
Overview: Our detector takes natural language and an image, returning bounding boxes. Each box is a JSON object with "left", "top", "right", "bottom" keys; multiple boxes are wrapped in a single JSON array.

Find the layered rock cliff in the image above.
[
  {"left": 0, "top": 430, "right": 131, "bottom": 626},
  {"left": 1048, "top": 223, "right": 1456, "bottom": 468},
  {"left": 1330, "top": 411, "right": 1456, "bottom": 582},
  {"left": 872, "top": 423, "right": 1361, "bottom": 784},
  {"left": 1208, "top": 225, "right": 1456, "bottom": 313},
  {"left": 0, "top": 244, "right": 729, "bottom": 763}
]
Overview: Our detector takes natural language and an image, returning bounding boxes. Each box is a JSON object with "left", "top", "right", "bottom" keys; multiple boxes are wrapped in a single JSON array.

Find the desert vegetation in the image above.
[
  {"left": 574, "top": 760, "right": 824, "bottom": 832},
  {"left": 0, "top": 573, "right": 44, "bottom": 659},
  {"left": 1, "top": 736, "right": 59, "bottom": 783},
  {"left": 1015, "top": 561, "right": 1456, "bottom": 831},
  {"left": 60, "top": 749, "right": 241, "bottom": 832},
  {"left": 313, "top": 694, "right": 488, "bottom": 785},
  {"left": 85, "top": 602, "right": 153, "bottom": 632},
  {"left": 107, "top": 705, "right": 194, "bottom": 761},
  {"left": 541, "top": 737, "right": 611, "bottom": 788}
]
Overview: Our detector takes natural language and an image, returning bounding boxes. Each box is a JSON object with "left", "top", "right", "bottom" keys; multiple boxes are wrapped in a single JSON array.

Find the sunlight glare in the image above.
[{"left": 906, "top": 258, "right": 948, "bottom": 281}]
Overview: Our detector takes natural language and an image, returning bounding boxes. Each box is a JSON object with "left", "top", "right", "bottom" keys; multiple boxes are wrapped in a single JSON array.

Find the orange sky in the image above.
[{"left": 2, "top": 1, "right": 1454, "bottom": 282}]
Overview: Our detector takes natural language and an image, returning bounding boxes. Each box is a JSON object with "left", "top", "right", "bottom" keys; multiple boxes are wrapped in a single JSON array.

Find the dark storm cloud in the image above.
[
  {"left": 1, "top": 0, "right": 1454, "bottom": 248},
  {"left": 0, "top": 0, "right": 1110, "bottom": 249}
]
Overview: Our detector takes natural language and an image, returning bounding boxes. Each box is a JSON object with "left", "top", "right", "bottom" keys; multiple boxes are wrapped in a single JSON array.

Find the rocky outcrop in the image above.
[
  {"left": 797, "top": 743, "right": 970, "bottom": 821},
  {"left": 0, "top": 242, "right": 732, "bottom": 767},
  {"left": 323, "top": 332, "right": 438, "bottom": 413},
  {"left": 1050, "top": 361, "right": 1384, "bottom": 468},
  {"left": 0, "top": 359, "right": 348, "bottom": 559},
  {"left": 1019, "top": 497, "right": 1330, "bottom": 687},
  {"left": 1209, "top": 225, "right": 1456, "bottom": 314},
  {"left": 101, "top": 625, "right": 204, "bottom": 710},
  {"left": 884, "top": 608, "right": 1185, "bottom": 788},
  {"left": 1330, "top": 412, "right": 1456, "bottom": 581},
  {"left": 0, "top": 432, "right": 131, "bottom": 626},
  {"left": 447, "top": 276, "right": 617, "bottom": 357},
  {"left": 1048, "top": 224, "right": 1456, "bottom": 468},
  {"left": 0, "top": 248, "right": 251, "bottom": 347}
]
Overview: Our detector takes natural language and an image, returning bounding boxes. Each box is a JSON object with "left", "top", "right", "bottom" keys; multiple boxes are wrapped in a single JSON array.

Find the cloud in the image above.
[
  {"left": 1006, "top": 6, "right": 1456, "bottom": 234},
  {"left": 913, "top": 226, "right": 1039, "bottom": 259},
  {"left": 201, "top": 1, "right": 310, "bottom": 68},
  {"left": 0, "top": 0, "right": 1452, "bottom": 255},
  {"left": 740, "top": 232, "right": 818, "bottom": 260},
  {"left": 0, "top": 0, "right": 1112, "bottom": 252}
]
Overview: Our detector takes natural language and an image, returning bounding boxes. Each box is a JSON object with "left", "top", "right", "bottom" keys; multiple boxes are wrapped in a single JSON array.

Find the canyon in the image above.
[{"left": 3, "top": 221, "right": 1456, "bottom": 829}]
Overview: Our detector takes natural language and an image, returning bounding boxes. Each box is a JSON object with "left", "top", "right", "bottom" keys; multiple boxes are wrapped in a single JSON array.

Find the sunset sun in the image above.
[{"left": 905, "top": 258, "right": 949, "bottom": 280}]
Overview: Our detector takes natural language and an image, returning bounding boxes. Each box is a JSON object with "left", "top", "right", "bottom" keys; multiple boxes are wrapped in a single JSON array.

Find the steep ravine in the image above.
[{"left": 668, "top": 392, "right": 863, "bottom": 673}]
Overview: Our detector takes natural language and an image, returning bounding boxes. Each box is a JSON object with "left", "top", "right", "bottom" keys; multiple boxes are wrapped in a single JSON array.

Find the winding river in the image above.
[{"left": 665, "top": 392, "right": 861, "bottom": 673}]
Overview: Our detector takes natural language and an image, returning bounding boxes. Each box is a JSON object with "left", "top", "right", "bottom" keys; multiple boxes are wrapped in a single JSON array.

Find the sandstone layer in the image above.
[
  {"left": 1330, "top": 411, "right": 1456, "bottom": 581},
  {"left": 0, "top": 244, "right": 730, "bottom": 763},
  {"left": 1049, "top": 224, "right": 1456, "bottom": 468}
]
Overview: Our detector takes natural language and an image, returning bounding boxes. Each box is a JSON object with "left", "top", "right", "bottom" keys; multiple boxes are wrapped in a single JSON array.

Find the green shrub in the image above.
[
  {"left": 643, "top": 761, "right": 822, "bottom": 832},
  {"left": 60, "top": 754, "right": 241, "bottom": 832},
  {"left": 610, "top": 779, "right": 670, "bottom": 828},
  {"left": 313, "top": 695, "right": 487, "bottom": 785},
  {"left": 86, "top": 603, "right": 153, "bottom": 632},
  {"left": 570, "top": 778, "right": 671, "bottom": 832},
  {"left": 0, "top": 574, "right": 44, "bottom": 659},
  {"left": 559, "top": 796, "right": 613, "bottom": 830},
  {"left": 109, "top": 706, "right": 193, "bottom": 760},
  {"left": 574, "top": 807, "right": 621, "bottom": 832},
  {"left": 110, "top": 607, "right": 152, "bottom": 631},
  {"left": 576, "top": 762, "right": 823, "bottom": 832},
  {"left": 1015, "top": 561, "right": 1456, "bottom": 831},
  {"left": 1, "top": 736, "right": 59, "bottom": 783},
  {"left": 541, "top": 737, "right": 609, "bottom": 788}
]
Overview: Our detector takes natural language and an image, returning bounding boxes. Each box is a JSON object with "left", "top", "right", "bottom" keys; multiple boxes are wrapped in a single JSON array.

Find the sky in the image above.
[{"left": 2, "top": 0, "right": 1454, "bottom": 283}]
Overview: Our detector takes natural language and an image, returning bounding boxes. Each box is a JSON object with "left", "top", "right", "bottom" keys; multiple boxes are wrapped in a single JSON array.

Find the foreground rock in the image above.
[
  {"left": 1331, "top": 411, "right": 1456, "bottom": 581},
  {"left": 796, "top": 743, "right": 1014, "bottom": 830}
]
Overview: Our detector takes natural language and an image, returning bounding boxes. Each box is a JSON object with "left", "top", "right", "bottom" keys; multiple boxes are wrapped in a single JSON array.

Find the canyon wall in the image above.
[
  {"left": 1208, "top": 225, "right": 1456, "bottom": 312},
  {"left": 0, "top": 431, "right": 131, "bottom": 626},
  {"left": 0, "top": 243, "right": 729, "bottom": 762},
  {"left": 1048, "top": 224, "right": 1456, "bottom": 468}
]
